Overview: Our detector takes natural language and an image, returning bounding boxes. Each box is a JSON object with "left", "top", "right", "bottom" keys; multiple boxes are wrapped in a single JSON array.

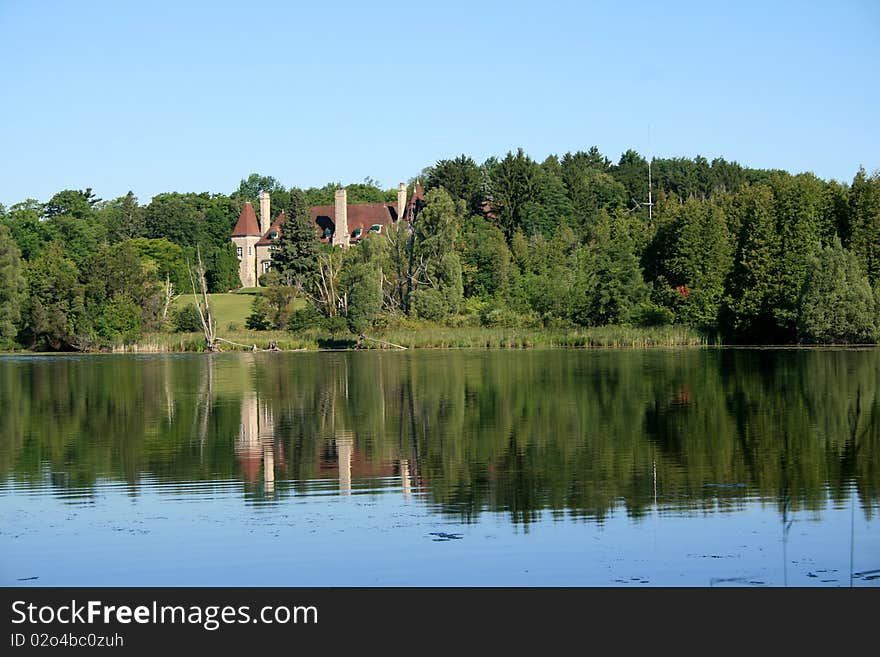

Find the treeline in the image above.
[{"left": 1, "top": 150, "right": 879, "bottom": 350}]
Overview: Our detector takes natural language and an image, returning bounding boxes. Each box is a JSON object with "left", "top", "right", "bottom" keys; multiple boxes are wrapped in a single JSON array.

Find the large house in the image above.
[{"left": 231, "top": 182, "right": 423, "bottom": 288}]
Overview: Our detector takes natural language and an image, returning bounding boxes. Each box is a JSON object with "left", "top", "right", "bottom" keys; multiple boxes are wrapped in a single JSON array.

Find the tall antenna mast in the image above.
[{"left": 647, "top": 124, "right": 653, "bottom": 223}]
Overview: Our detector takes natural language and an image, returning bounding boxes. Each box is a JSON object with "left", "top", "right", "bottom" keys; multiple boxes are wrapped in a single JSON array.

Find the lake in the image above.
[{"left": 1, "top": 349, "right": 878, "bottom": 587}]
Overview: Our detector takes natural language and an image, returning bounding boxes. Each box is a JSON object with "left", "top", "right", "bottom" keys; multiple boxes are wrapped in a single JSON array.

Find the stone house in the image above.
[{"left": 231, "top": 182, "right": 423, "bottom": 288}]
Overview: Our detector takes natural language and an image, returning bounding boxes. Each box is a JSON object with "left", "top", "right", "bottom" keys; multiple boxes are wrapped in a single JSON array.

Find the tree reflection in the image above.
[{"left": 0, "top": 349, "right": 877, "bottom": 524}]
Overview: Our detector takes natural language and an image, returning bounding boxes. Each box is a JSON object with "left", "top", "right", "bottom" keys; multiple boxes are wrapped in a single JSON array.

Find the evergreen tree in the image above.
[
  {"left": 723, "top": 185, "right": 782, "bottom": 340},
  {"left": 0, "top": 224, "right": 25, "bottom": 348},
  {"left": 849, "top": 168, "right": 880, "bottom": 285},
  {"left": 272, "top": 188, "right": 318, "bottom": 285},
  {"left": 424, "top": 155, "right": 484, "bottom": 215},
  {"left": 798, "top": 238, "right": 877, "bottom": 343}
]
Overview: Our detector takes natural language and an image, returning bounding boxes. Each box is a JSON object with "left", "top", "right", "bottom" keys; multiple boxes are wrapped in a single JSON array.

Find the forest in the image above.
[{"left": 1, "top": 146, "right": 879, "bottom": 350}]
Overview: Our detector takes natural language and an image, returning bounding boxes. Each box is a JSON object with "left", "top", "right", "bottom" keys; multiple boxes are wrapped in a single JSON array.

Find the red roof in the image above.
[
  {"left": 236, "top": 189, "right": 424, "bottom": 243},
  {"left": 231, "top": 202, "right": 261, "bottom": 237},
  {"left": 311, "top": 202, "right": 397, "bottom": 241},
  {"left": 256, "top": 211, "right": 286, "bottom": 247}
]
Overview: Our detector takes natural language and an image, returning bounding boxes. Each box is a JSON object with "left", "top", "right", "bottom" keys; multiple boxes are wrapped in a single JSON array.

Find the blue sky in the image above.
[{"left": 1, "top": 0, "right": 878, "bottom": 206}]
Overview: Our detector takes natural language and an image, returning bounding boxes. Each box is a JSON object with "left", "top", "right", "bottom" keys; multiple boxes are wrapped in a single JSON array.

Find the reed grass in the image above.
[{"left": 117, "top": 324, "right": 709, "bottom": 352}]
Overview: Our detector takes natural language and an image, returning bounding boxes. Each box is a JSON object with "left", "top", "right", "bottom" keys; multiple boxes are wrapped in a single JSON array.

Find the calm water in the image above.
[{"left": 1, "top": 349, "right": 878, "bottom": 587}]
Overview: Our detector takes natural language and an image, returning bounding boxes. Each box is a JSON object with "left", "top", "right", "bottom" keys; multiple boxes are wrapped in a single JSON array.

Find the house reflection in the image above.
[{"left": 234, "top": 392, "right": 282, "bottom": 498}]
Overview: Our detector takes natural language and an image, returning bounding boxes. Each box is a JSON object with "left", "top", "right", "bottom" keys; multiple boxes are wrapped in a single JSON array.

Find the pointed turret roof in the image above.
[{"left": 231, "top": 202, "right": 261, "bottom": 236}]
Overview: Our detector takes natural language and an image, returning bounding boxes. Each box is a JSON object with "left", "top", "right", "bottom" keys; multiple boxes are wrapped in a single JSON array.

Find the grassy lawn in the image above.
[{"left": 173, "top": 293, "right": 255, "bottom": 331}]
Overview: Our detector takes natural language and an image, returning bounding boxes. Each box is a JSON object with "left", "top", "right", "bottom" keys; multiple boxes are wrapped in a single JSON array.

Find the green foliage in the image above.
[
  {"left": 172, "top": 303, "right": 202, "bottom": 332},
  {"left": 486, "top": 148, "right": 572, "bottom": 239},
  {"left": 723, "top": 185, "right": 783, "bottom": 340},
  {"left": 344, "top": 262, "right": 383, "bottom": 333},
  {"left": 424, "top": 154, "right": 483, "bottom": 214},
  {"left": 288, "top": 304, "right": 327, "bottom": 332},
  {"left": 94, "top": 295, "right": 142, "bottom": 344},
  {"left": 127, "top": 238, "right": 189, "bottom": 290},
  {"left": 572, "top": 211, "right": 648, "bottom": 326},
  {"left": 562, "top": 150, "right": 627, "bottom": 238},
  {"left": 303, "top": 180, "right": 393, "bottom": 207},
  {"left": 848, "top": 168, "right": 880, "bottom": 285},
  {"left": 23, "top": 243, "right": 85, "bottom": 350},
  {"left": 43, "top": 188, "right": 100, "bottom": 220},
  {"left": 411, "top": 288, "right": 448, "bottom": 321},
  {"left": 771, "top": 173, "right": 826, "bottom": 335},
  {"left": 234, "top": 173, "right": 285, "bottom": 205},
  {"left": 4, "top": 200, "right": 51, "bottom": 261},
  {"left": 99, "top": 191, "right": 144, "bottom": 242},
  {"left": 246, "top": 271, "right": 301, "bottom": 330},
  {"left": 458, "top": 216, "right": 511, "bottom": 299},
  {"left": 0, "top": 224, "right": 25, "bottom": 348},
  {"left": 271, "top": 190, "right": 318, "bottom": 284},
  {"left": 2, "top": 151, "right": 879, "bottom": 350},
  {"left": 650, "top": 198, "right": 732, "bottom": 327},
  {"left": 797, "top": 238, "right": 877, "bottom": 343}
]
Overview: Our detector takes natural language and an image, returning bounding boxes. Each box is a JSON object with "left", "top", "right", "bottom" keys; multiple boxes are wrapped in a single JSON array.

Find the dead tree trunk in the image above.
[{"left": 188, "top": 246, "right": 219, "bottom": 352}]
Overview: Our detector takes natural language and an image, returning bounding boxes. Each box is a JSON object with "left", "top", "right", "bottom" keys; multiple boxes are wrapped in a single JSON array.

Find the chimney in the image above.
[
  {"left": 333, "top": 188, "right": 348, "bottom": 247},
  {"left": 397, "top": 182, "right": 407, "bottom": 222},
  {"left": 259, "top": 191, "right": 271, "bottom": 235}
]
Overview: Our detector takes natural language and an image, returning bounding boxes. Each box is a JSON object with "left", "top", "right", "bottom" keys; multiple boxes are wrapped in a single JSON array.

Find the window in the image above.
[
  {"left": 236, "top": 246, "right": 242, "bottom": 259},
  {"left": 248, "top": 246, "right": 252, "bottom": 255},
  {"left": 262, "top": 260, "right": 272, "bottom": 273}
]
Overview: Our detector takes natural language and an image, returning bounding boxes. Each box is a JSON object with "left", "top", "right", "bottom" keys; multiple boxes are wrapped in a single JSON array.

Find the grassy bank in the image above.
[
  {"left": 114, "top": 324, "right": 709, "bottom": 353},
  {"left": 172, "top": 292, "right": 256, "bottom": 331}
]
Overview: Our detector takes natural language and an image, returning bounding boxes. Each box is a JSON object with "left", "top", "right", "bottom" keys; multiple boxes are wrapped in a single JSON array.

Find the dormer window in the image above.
[
  {"left": 352, "top": 227, "right": 362, "bottom": 238},
  {"left": 370, "top": 224, "right": 381, "bottom": 233},
  {"left": 269, "top": 231, "right": 278, "bottom": 239}
]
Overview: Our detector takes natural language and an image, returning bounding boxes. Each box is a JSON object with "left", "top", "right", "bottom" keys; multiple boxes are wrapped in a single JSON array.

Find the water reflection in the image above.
[{"left": 0, "top": 349, "right": 878, "bottom": 523}]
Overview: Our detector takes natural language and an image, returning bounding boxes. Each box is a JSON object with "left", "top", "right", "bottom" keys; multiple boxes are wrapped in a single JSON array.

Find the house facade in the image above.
[{"left": 231, "top": 183, "right": 423, "bottom": 288}]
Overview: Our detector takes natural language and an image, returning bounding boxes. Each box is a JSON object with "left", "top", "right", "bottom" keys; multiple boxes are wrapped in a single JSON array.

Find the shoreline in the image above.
[{"left": 0, "top": 325, "right": 876, "bottom": 355}]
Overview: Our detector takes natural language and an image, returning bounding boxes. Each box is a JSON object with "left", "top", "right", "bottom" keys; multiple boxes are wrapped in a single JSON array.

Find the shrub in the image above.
[
  {"left": 172, "top": 303, "right": 202, "bottom": 332},
  {"left": 411, "top": 288, "right": 448, "bottom": 321},
  {"left": 288, "top": 304, "right": 326, "bottom": 332}
]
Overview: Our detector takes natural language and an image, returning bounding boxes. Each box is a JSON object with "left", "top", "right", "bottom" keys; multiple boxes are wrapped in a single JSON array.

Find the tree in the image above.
[
  {"left": 611, "top": 150, "right": 649, "bottom": 208},
  {"left": 652, "top": 198, "right": 732, "bottom": 327},
  {"left": 344, "top": 261, "right": 383, "bottom": 332},
  {"left": 723, "top": 185, "right": 781, "bottom": 340},
  {"left": 81, "top": 241, "right": 164, "bottom": 341},
  {"left": 848, "top": 168, "right": 880, "bottom": 285},
  {"left": 272, "top": 188, "right": 318, "bottom": 285},
  {"left": 234, "top": 173, "right": 285, "bottom": 205},
  {"left": 4, "top": 200, "right": 51, "bottom": 261},
  {"left": 766, "top": 173, "right": 826, "bottom": 337},
  {"left": 561, "top": 152, "right": 628, "bottom": 239},
  {"left": 99, "top": 191, "right": 144, "bottom": 242},
  {"left": 24, "top": 243, "right": 85, "bottom": 350},
  {"left": 0, "top": 224, "right": 25, "bottom": 348},
  {"left": 424, "top": 155, "right": 484, "bottom": 215},
  {"left": 458, "top": 216, "right": 511, "bottom": 299},
  {"left": 798, "top": 238, "right": 877, "bottom": 344},
  {"left": 246, "top": 271, "right": 301, "bottom": 330},
  {"left": 485, "top": 148, "right": 543, "bottom": 240},
  {"left": 42, "top": 188, "right": 100, "bottom": 220},
  {"left": 573, "top": 211, "right": 648, "bottom": 326}
]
